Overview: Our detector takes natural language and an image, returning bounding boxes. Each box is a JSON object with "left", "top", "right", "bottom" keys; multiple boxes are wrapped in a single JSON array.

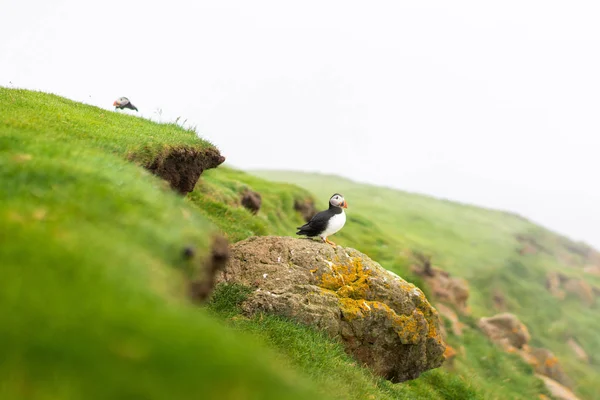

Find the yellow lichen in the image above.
[
  {"left": 443, "top": 345, "right": 457, "bottom": 360},
  {"left": 339, "top": 298, "right": 373, "bottom": 321},
  {"left": 317, "top": 256, "right": 442, "bottom": 344},
  {"left": 544, "top": 356, "right": 558, "bottom": 368},
  {"left": 319, "top": 257, "right": 373, "bottom": 299}
]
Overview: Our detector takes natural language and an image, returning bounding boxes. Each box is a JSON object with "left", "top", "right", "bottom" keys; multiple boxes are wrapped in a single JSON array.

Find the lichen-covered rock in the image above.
[
  {"left": 528, "top": 348, "right": 572, "bottom": 388},
  {"left": 217, "top": 236, "right": 445, "bottom": 382},
  {"left": 478, "top": 313, "right": 574, "bottom": 390},
  {"left": 477, "top": 313, "right": 530, "bottom": 350},
  {"left": 536, "top": 375, "right": 581, "bottom": 400},
  {"left": 412, "top": 265, "right": 470, "bottom": 313}
]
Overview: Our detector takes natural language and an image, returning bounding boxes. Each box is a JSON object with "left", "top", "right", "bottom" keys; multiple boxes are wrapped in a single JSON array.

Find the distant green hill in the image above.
[{"left": 3, "top": 88, "right": 597, "bottom": 399}]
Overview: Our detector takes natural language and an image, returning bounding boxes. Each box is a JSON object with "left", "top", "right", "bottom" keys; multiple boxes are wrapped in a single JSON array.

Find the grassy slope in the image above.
[
  {"left": 188, "top": 169, "right": 549, "bottom": 400},
  {"left": 0, "top": 88, "right": 324, "bottom": 399},
  {"left": 188, "top": 167, "right": 312, "bottom": 242},
  {"left": 2, "top": 88, "right": 589, "bottom": 399},
  {"left": 255, "top": 170, "right": 600, "bottom": 399},
  {"left": 1, "top": 89, "right": 213, "bottom": 165}
]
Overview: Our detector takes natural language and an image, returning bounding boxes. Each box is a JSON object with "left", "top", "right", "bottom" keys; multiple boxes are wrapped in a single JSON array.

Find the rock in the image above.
[
  {"left": 443, "top": 345, "right": 457, "bottom": 364},
  {"left": 478, "top": 313, "right": 575, "bottom": 390},
  {"left": 519, "top": 346, "right": 572, "bottom": 390},
  {"left": 294, "top": 198, "right": 317, "bottom": 222},
  {"left": 536, "top": 375, "right": 581, "bottom": 400},
  {"left": 516, "top": 234, "right": 543, "bottom": 255},
  {"left": 566, "top": 338, "right": 589, "bottom": 363},
  {"left": 546, "top": 272, "right": 596, "bottom": 306},
  {"left": 519, "top": 243, "right": 538, "bottom": 255},
  {"left": 545, "top": 271, "right": 567, "bottom": 300},
  {"left": 240, "top": 189, "right": 262, "bottom": 215},
  {"left": 477, "top": 313, "right": 530, "bottom": 350},
  {"left": 435, "top": 303, "right": 463, "bottom": 336},
  {"left": 583, "top": 265, "right": 600, "bottom": 276},
  {"left": 563, "top": 279, "right": 595, "bottom": 307},
  {"left": 218, "top": 236, "right": 446, "bottom": 382},
  {"left": 413, "top": 266, "right": 470, "bottom": 314},
  {"left": 528, "top": 348, "right": 572, "bottom": 388}
]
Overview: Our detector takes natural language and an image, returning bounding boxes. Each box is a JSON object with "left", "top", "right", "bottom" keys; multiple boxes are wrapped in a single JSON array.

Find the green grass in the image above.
[
  {"left": 0, "top": 88, "right": 214, "bottom": 166},
  {"left": 208, "top": 284, "right": 484, "bottom": 400},
  {"left": 185, "top": 165, "right": 556, "bottom": 399},
  {"left": 254, "top": 170, "right": 599, "bottom": 399},
  {"left": 3, "top": 88, "right": 596, "bottom": 399},
  {"left": 0, "top": 89, "right": 325, "bottom": 399},
  {"left": 188, "top": 167, "right": 312, "bottom": 242}
]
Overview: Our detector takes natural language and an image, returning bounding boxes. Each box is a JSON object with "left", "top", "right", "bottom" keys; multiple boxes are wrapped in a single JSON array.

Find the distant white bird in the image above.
[{"left": 113, "top": 97, "right": 138, "bottom": 112}]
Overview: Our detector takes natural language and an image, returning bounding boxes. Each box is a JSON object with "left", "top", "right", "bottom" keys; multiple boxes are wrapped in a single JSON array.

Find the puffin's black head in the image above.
[
  {"left": 329, "top": 193, "right": 348, "bottom": 209},
  {"left": 113, "top": 97, "right": 129, "bottom": 108}
]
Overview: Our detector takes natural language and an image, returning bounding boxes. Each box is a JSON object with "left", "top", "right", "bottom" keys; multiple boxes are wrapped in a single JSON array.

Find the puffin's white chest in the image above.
[{"left": 322, "top": 211, "right": 346, "bottom": 238}]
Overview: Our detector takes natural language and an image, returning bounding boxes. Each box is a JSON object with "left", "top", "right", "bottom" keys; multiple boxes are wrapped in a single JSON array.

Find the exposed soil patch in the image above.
[
  {"left": 190, "top": 235, "right": 230, "bottom": 303},
  {"left": 294, "top": 198, "right": 317, "bottom": 222},
  {"left": 146, "top": 147, "right": 225, "bottom": 194},
  {"left": 241, "top": 189, "right": 262, "bottom": 215}
]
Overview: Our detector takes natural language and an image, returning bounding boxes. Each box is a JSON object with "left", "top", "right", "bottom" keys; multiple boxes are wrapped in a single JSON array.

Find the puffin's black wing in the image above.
[
  {"left": 125, "top": 102, "right": 138, "bottom": 111},
  {"left": 296, "top": 209, "right": 332, "bottom": 237}
]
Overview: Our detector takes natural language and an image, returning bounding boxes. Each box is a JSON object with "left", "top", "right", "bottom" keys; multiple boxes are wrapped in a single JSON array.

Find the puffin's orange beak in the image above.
[
  {"left": 342, "top": 200, "right": 348, "bottom": 208},
  {"left": 113, "top": 101, "right": 118, "bottom": 106}
]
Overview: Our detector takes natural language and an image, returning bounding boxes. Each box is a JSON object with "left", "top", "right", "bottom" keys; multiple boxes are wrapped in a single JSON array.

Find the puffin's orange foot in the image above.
[{"left": 324, "top": 237, "right": 336, "bottom": 246}]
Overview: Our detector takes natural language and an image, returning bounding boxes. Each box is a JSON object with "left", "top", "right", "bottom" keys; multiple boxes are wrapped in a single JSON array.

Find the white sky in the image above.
[{"left": 3, "top": 1, "right": 600, "bottom": 249}]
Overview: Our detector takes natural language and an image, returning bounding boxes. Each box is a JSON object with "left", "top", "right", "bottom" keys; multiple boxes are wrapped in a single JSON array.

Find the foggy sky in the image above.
[{"left": 3, "top": 1, "right": 600, "bottom": 249}]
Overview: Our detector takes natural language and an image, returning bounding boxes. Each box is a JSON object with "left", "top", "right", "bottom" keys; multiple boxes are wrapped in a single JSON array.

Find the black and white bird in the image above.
[
  {"left": 296, "top": 193, "right": 348, "bottom": 246},
  {"left": 113, "top": 97, "right": 138, "bottom": 112}
]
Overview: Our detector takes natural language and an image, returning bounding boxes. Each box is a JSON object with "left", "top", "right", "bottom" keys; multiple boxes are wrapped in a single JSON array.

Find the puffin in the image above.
[
  {"left": 296, "top": 193, "right": 348, "bottom": 246},
  {"left": 113, "top": 97, "right": 138, "bottom": 111}
]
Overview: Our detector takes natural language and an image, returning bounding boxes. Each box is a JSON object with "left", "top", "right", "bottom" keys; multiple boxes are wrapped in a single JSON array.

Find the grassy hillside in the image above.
[
  {"left": 188, "top": 168, "right": 553, "bottom": 400},
  {"left": 0, "top": 88, "right": 324, "bottom": 399},
  {"left": 0, "top": 89, "right": 213, "bottom": 165},
  {"left": 255, "top": 170, "right": 600, "bottom": 399},
  {"left": 2, "top": 88, "right": 593, "bottom": 399},
  {"left": 188, "top": 167, "right": 312, "bottom": 242},
  {"left": 1, "top": 88, "right": 491, "bottom": 400}
]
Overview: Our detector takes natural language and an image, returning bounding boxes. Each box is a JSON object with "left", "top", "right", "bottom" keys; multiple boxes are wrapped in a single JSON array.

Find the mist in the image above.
[{"left": 3, "top": 0, "right": 599, "bottom": 247}]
